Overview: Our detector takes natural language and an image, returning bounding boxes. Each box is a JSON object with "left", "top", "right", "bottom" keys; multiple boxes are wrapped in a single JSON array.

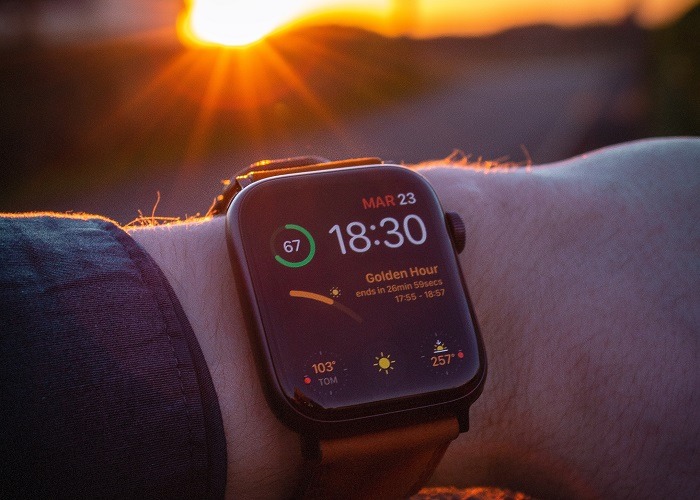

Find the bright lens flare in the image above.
[{"left": 180, "top": 0, "right": 308, "bottom": 48}]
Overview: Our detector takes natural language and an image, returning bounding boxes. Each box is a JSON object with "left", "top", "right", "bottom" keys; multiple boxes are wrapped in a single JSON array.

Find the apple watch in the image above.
[{"left": 214, "top": 157, "right": 486, "bottom": 498}]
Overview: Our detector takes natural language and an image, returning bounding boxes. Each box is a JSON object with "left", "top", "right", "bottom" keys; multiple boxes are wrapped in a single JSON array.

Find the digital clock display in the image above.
[{"left": 229, "top": 165, "right": 483, "bottom": 422}]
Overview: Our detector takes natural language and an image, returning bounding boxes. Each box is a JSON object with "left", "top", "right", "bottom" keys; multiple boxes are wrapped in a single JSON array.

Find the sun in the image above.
[
  {"left": 373, "top": 352, "right": 395, "bottom": 374},
  {"left": 179, "top": 0, "right": 312, "bottom": 48}
]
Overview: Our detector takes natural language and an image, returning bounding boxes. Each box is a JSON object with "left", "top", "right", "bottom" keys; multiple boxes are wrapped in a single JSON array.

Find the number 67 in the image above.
[{"left": 283, "top": 240, "right": 301, "bottom": 253}]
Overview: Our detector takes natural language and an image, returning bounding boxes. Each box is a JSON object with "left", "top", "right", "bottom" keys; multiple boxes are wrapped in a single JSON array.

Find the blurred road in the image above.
[{"left": 62, "top": 34, "right": 648, "bottom": 223}]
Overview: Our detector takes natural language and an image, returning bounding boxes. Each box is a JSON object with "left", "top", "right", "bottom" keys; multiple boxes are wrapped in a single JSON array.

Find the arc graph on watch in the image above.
[
  {"left": 271, "top": 223, "right": 316, "bottom": 268},
  {"left": 289, "top": 289, "right": 363, "bottom": 323}
]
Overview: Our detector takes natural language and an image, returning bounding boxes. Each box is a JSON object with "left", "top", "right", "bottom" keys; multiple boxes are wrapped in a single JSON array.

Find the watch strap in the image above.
[
  {"left": 297, "top": 417, "right": 460, "bottom": 499},
  {"left": 207, "top": 156, "right": 382, "bottom": 216}
]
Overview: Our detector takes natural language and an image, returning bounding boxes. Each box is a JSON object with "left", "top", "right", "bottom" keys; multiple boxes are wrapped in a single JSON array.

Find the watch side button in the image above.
[{"left": 445, "top": 212, "right": 466, "bottom": 254}]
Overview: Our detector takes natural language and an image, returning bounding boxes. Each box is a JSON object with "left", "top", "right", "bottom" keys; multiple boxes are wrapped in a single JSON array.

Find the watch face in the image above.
[{"left": 229, "top": 165, "right": 483, "bottom": 423}]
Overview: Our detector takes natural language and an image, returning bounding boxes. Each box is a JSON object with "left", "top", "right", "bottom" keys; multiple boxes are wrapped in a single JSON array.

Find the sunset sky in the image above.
[
  {"left": 181, "top": 0, "right": 698, "bottom": 46},
  {"left": 0, "top": 0, "right": 695, "bottom": 46}
]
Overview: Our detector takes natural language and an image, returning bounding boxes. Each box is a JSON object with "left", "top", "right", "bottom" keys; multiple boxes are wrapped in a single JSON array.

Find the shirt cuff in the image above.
[{"left": 0, "top": 215, "right": 226, "bottom": 498}]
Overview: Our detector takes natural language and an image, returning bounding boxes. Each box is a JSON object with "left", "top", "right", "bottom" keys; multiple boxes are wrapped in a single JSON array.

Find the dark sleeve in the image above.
[{"left": 0, "top": 215, "right": 227, "bottom": 499}]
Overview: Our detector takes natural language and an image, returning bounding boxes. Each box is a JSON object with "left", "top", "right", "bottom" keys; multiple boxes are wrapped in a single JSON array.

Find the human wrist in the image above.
[
  {"left": 126, "top": 167, "right": 530, "bottom": 499},
  {"left": 127, "top": 165, "right": 496, "bottom": 498},
  {"left": 125, "top": 164, "right": 574, "bottom": 498},
  {"left": 124, "top": 139, "right": 700, "bottom": 499}
]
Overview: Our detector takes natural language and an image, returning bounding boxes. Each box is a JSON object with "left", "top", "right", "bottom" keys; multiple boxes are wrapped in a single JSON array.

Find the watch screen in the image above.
[{"left": 233, "top": 166, "right": 481, "bottom": 417}]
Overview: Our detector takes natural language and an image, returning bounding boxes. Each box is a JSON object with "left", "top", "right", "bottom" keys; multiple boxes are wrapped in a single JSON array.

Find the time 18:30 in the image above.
[{"left": 329, "top": 214, "right": 428, "bottom": 254}]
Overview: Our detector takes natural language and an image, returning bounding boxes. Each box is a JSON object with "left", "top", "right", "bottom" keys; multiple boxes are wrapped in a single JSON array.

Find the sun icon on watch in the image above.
[
  {"left": 373, "top": 352, "right": 395, "bottom": 374},
  {"left": 433, "top": 340, "right": 448, "bottom": 353},
  {"left": 329, "top": 287, "right": 341, "bottom": 298}
]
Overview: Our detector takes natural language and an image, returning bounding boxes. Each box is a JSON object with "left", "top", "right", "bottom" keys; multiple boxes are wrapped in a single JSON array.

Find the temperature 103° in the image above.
[
  {"left": 311, "top": 360, "right": 336, "bottom": 374},
  {"left": 328, "top": 214, "right": 427, "bottom": 255}
]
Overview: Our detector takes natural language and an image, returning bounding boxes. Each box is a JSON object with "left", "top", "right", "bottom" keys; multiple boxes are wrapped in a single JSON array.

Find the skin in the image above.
[{"left": 128, "top": 138, "right": 700, "bottom": 499}]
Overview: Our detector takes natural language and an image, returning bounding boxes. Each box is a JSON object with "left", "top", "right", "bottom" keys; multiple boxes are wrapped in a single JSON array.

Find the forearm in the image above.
[
  {"left": 423, "top": 138, "right": 700, "bottom": 498},
  {"left": 128, "top": 138, "right": 700, "bottom": 499}
]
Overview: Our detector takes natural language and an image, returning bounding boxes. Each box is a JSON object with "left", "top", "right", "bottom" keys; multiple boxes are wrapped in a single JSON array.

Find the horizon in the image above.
[{"left": 0, "top": 0, "right": 696, "bottom": 45}]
